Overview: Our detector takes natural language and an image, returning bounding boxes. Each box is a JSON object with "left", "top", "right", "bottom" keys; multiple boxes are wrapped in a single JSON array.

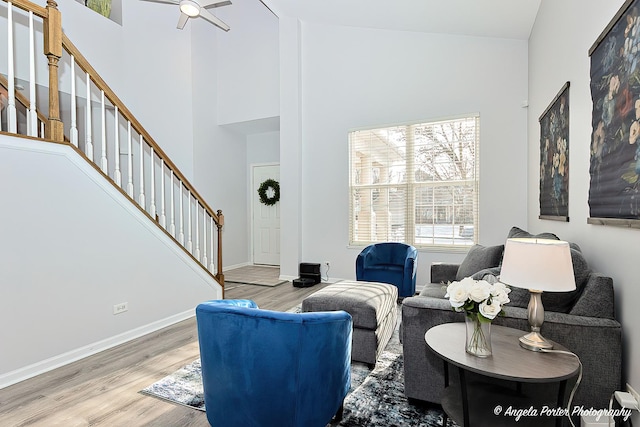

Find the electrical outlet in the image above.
[
  {"left": 627, "top": 383, "right": 640, "bottom": 408},
  {"left": 113, "top": 302, "right": 128, "bottom": 315}
]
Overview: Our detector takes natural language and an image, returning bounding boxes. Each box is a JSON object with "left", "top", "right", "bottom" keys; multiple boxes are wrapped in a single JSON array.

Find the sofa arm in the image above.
[
  {"left": 430, "top": 263, "right": 459, "bottom": 284},
  {"left": 570, "top": 273, "right": 615, "bottom": 319},
  {"left": 401, "top": 296, "right": 622, "bottom": 410}
]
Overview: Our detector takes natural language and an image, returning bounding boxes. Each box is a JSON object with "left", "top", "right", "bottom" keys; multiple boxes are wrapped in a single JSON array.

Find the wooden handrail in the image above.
[
  {"left": 3, "top": 0, "right": 47, "bottom": 18},
  {"left": 61, "top": 34, "right": 221, "bottom": 226}
]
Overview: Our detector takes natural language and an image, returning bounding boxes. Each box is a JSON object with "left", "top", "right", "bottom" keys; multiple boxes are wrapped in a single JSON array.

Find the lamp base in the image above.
[{"left": 519, "top": 331, "right": 554, "bottom": 352}]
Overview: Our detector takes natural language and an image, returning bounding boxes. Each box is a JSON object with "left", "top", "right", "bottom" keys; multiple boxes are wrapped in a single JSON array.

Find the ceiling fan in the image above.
[{"left": 140, "top": 0, "right": 231, "bottom": 31}]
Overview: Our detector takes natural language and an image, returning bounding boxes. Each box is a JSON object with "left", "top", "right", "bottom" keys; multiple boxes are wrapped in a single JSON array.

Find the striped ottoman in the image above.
[{"left": 302, "top": 280, "right": 397, "bottom": 366}]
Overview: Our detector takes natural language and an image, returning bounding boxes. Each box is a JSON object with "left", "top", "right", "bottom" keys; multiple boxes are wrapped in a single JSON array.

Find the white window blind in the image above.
[{"left": 349, "top": 115, "right": 479, "bottom": 248}]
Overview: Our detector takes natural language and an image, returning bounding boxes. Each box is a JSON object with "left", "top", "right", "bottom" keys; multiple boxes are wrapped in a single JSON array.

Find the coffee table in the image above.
[{"left": 425, "top": 323, "right": 580, "bottom": 427}]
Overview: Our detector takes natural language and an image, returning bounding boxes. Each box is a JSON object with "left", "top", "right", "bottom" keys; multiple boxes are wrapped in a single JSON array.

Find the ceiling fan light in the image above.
[{"left": 179, "top": 0, "right": 200, "bottom": 17}]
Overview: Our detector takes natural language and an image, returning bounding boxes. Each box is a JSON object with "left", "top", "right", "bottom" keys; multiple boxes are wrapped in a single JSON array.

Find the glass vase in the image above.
[{"left": 465, "top": 315, "right": 492, "bottom": 357}]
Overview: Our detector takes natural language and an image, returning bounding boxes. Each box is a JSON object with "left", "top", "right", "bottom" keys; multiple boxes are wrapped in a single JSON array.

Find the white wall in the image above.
[
  {"left": 0, "top": 135, "right": 221, "bottom": 387},
  {"left": 216, "top": 0, "right": 279, "bottom": 126},
  {"left": 247, "top": 130, "right": 280, "bottom": 165},
  {"left": 529, "top": 0, "right": 639, "bottom": 416},
  {"left": 279, "top": 21, "right": 529, "bottom": 283},
  {"left": 191, "top": 19, "right": 250, "bottom": 268}
]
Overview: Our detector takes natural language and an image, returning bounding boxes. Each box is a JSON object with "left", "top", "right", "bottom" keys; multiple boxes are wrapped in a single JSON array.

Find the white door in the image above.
[{"left": 252, "top": 164, "right": 280, "bottom": 265}]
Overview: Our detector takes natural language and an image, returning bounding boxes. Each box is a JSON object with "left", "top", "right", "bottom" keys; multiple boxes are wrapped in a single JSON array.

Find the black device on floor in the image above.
[
  {"left": 293, "top": 262, "right": 321, "bottom": 287},
  {"left": 292, "top": 277, "right": 316, "bottom": 287}
]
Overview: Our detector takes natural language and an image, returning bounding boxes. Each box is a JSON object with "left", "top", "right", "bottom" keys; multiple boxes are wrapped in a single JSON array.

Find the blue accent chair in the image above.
[
  {"left": 195, "top": 299, "right": 352, "bottom": 427},
  {"left": 356, "top": 242, "right": 418, "bottom": 297}
]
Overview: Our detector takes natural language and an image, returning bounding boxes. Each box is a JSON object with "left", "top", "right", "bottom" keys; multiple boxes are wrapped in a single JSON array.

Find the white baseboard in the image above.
[
  {"left": 223, "top": 261, "right": 251, "bottom": 271},
  {"left": 0, "top": 309, "right": 195, "bottom": 390}
]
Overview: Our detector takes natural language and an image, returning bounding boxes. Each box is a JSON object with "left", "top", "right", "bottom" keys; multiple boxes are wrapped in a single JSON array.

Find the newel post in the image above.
[
  {"left": 216, "top": 210, "right": 225, "bottom": 293},
  {"left": 44, "top": 0, "right": 64, "bottom": 142}
]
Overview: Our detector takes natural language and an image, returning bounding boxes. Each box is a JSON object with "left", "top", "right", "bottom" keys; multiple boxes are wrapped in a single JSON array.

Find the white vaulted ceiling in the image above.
[{"left": 263, "top": 0, "right": 541, "bottom": 40}]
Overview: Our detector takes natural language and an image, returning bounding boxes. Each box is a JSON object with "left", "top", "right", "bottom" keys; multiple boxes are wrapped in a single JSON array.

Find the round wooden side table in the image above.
[{"left": 425, "top": 323, "right": 580, "bottom": 427}]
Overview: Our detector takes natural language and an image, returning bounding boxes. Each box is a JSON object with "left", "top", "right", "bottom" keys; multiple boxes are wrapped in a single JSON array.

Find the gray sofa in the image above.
[{"left": 401, "top": 227, "right": 623, "bottom": 411}]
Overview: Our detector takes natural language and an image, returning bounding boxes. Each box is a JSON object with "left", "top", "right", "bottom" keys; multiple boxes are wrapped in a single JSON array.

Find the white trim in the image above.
[
  {"left": 0, "top": 309, "right": 196, "bottom": 389},
  {"left": 224, "top": 261, "right": 251, "bottom": 271}
]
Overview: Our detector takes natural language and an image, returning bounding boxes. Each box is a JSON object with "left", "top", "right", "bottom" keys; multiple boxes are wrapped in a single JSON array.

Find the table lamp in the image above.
[{"left": 499, "top": 238, "right": 575, "bottom": 351}]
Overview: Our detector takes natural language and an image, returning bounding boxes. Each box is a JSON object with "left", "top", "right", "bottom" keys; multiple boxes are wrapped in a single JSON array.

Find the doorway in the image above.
[{"left": 252, "top": 164, "right": 280, "bottom": 266}]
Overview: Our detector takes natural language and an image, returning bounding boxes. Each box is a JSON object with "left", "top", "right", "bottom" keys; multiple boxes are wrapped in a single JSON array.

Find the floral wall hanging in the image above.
[
  {"left": 539, "top": 81, "right": 570, "bottom": 221},
  {"left": 588, "top": 0, "right": 640, "bottom": 228}
]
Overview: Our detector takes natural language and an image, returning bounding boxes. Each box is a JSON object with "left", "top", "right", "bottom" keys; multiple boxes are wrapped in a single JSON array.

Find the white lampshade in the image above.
[{"left": 500, "top": 238, "right": 576, "bottom": 292}]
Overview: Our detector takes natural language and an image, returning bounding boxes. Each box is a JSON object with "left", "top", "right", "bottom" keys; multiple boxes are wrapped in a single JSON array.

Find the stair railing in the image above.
[{"left": 1, "top": 0, "right": 225, "bottom": 289}]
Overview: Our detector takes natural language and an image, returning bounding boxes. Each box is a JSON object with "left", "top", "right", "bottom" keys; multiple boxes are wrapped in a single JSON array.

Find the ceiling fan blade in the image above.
[
  {"left": 200, "top": 0, "right": 231, "bottom": 8},
  {"left": 177, "top": 12, "right": 190, "bottom": 29},
  {"left": 199, "top": 9, "right": 230, "bottom": 31},
  {"left": 138, "top": 0, "right": 179, "bottom": 5}
]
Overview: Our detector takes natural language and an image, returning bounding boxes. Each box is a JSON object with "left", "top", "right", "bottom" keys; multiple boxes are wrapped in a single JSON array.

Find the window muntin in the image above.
[{"left": 349, "top": 116, "right": 479, "bottom": 248}]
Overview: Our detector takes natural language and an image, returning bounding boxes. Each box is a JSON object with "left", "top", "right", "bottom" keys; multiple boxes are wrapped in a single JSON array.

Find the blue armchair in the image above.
[
  {"left": 356, "top": 242, "right": 418, "bottom": 297},
  {"left": 195, "top": 299, "right": 352, "bottom": 427}
]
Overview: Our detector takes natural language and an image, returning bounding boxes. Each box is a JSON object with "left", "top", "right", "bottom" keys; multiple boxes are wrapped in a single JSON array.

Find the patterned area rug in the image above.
[{"left": 140, "top": 306, "right": 456, "bottom": 426}]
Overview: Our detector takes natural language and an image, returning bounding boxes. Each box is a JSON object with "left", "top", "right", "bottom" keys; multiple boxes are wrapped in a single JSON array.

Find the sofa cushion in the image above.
[{"left": 455, "top": 244, "right": 504, "bottom": 281}]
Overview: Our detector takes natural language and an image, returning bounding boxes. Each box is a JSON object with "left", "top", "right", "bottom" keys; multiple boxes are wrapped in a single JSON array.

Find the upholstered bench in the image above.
[{"left": 302, "top": 280, "right": 397, "bottom": 366}]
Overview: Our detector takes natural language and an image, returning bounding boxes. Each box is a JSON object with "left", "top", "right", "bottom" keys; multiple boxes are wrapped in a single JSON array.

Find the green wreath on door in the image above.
[{"left": 258, "top": 179, "right": 280, "bottom": 206}]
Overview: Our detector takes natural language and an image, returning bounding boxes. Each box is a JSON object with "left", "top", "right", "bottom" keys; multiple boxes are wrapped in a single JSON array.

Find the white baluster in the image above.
[
  {"left": 187, "top": 192, "right": 193, "bottom": 253},
  {"left": 178, "top": 185, "right": 185, "bottom": 245},
  {"left": 209, "top": 216, "right": 215, "bottom": 272},
  {"left": 195, "top": 203, "right": 200, "bottom": 260},
  {"left": 113, "top": 106, "right": 121, "bottom": 186},
  {"left": 202, "top": 211, "right": 208, "bottom": 268},
  {"left": 169, "top": 172, "right": 176, "bottom": 236},
  {"left": 159, "top": 161, "right": 166, "bottom": 228},
  {"left": 126, "top": 121, "right": 134, "bottom": 197},
  {"left": 70, "top": 58, "right": 79, "bottom": 146},
  {"left": 28, "top": 11, "right": 37, "bottom": 137},
  {"left": 40, "top": 121, "right": 44, "bottom": 137},
  {"left": 100, "top": 90, "right": 108, "bottom": 173},
  {"left": 149, "top": 148, "right": 156, "bottom": 218},
  {"left": 85, "top": 72, "right": 93, "bottom": 159},
  {"left": 7, "top": 2, "right": 17, "bottom": 133},
  {"left": 138, "top": 134, "right": 146, "bottom": 209}
]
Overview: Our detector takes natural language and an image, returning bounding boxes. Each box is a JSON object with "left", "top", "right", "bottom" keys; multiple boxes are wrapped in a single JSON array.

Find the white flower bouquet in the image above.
[
  {"left": 445, "top": 277, "right": 511, "bottom": 321},
  {"left": 445, "top": 277, "right": 511, "bottom": 356}
]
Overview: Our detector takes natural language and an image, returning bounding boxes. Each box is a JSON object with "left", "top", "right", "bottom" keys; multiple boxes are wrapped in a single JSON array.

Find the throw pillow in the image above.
[
  {"left": 507, "top": 226, "right": 560, "bottom": 240},
  {"left": 540, "top": 247, "right": 591, "bottom": 313},
  {"left": 456, "top": 244, "right": 504, "bottom": 281}
]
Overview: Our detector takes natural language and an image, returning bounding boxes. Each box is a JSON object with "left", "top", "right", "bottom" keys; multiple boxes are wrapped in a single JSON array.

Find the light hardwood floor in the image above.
[{"left": 0, "top": 279, "right": 331, "bottom": 427}]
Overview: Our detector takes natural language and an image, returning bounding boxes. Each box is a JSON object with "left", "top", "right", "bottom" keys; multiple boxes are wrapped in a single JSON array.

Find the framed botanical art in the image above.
[
  {"left": 588, "top": 0, "right": 640, "bottom": 228},
  {"left": 539, "top": 82, "right": 570, "bottom": 221}
]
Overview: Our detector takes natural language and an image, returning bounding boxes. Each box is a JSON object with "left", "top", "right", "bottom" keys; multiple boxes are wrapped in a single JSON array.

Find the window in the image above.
[{"left": 349, "top": 115, "right": 479, "bottom": 248}]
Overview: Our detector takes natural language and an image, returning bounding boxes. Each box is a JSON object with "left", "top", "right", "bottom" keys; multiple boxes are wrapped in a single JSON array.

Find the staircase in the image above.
[{"left": 0, "top": 0, "right": 225, "bottom": 388}]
